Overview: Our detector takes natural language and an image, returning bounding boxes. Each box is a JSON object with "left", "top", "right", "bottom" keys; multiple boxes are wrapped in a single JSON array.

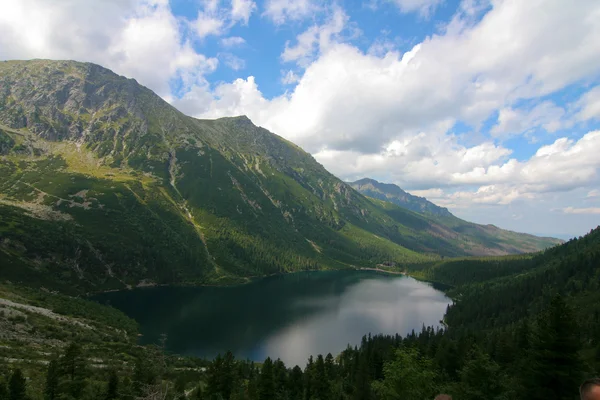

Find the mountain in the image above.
[
  {"left": 0, "top": 60, "right": 561, "bottom": 292},
  {"left": 350, "top": 177, "right": 562, "bottom": 253},
  {"left": 349, "top": 178, "right": 453, "bottom": 217}
]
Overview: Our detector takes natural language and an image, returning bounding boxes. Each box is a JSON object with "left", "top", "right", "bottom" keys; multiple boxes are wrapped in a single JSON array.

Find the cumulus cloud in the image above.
[
  {"left": 2, "top": 0, "right": 600, "bottom": 235},
  {"left": 189, "top": 0, "right": 600, "bottom": 156},
  {"left": 281, "top": 70, "right": 301, "bottom": 85},
  {"left": 0, "top": 0, "right": 217, "bottom": 97},
  {"left": 193, "top": 0, "right": 256, "bottom": 39},
  {"left": 576, "top": 86, "right": 600, "bottom": 122},
  {"left": 281, "top": 6, "right": 348, "bottom": 66},
  {"left": 194, "top": 11, "right": 226, "bottom": 38},
  {"left": 491, "top": 101, "right": 568, "bottom": 139},
  {"left": 262, "top": 0, "right": 320, "bottom": 24},
  {"left": 231, "top": 0, "right": 256, "bottom": 24}
]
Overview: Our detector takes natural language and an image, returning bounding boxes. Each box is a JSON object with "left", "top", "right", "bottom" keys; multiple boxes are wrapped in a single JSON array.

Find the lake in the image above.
[{"left": 93, "top": 270, "right": 451, "bottom": 367}]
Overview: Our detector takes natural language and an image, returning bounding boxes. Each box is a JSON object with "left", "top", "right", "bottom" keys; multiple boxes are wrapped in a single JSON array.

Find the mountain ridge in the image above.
[
  {"left": 349, "top": 178, "right": 453, "bottom": 217},
  {"left": 0, "top": 59, "right": 562, "bottom": 292}
]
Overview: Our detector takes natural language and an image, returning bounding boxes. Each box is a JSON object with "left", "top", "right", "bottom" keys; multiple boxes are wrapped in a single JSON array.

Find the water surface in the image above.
[{"left": 93, "top": 270, "right": 450, "bottom": 366}]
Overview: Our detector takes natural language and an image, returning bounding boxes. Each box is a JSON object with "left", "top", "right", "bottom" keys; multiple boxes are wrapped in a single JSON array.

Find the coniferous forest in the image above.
[{"left": 2, "top": 227, "right": 599, "bottom": 400}]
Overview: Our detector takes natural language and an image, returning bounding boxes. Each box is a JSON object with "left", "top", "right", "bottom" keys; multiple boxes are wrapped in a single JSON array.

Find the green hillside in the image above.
[
  {"left": 0, "top": 60, "right": 559, "bottom": 292},
  {"left": 350, "top": 177, "right": 562, "bottom": 255}
]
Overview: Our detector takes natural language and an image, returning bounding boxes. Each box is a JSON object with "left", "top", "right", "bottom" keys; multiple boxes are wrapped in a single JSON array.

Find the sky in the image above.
[{"left": 0, "top": 0, "right": 599, "bottom": 239}]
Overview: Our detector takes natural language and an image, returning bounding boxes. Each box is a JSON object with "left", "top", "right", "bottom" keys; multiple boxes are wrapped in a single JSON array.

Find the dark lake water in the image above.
[{"left": 93, "top": 270, "right": 451, "bottom": 367}]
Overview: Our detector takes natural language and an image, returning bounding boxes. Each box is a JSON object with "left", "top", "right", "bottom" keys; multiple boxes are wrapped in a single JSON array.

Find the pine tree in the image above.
[
  {"left": 222, "top": 351, "right": 237, "bottom": 400},
  {"left": 258, "top": 357, "right": 275, "bottom": 400},
  {"left": 0, "top": 378, "right": 8, "bottom": 400},
  {"left": 273, "top": 359, "right": 288, "bottom": 400},
  {"left": 313, "top": 355, "right": 330, "bottom": 400},
  {"left": 324, "top": 354, "right": 335, "bottom": 381},
  {"left": 58, "top": 343, "right": 88, "bottom": 400},
  {"left": 105, "top": 369, "right": 119, "bottom": 400},
  {"left": 304, "top": 356, "right": 314, "bottom": 400},
  {"left": 371, "top": 347, "right": 439, "bottom": 400},
  {"left": 8, "top": 369, "right": 27, "bottom": 400},
  {"left": 205, "top": 354, "right": 223, "bottom": 399},
  {"left": 194, "top": 386, "right": 203, "bottom": 400},
  {"left": 60, "top": 343, "right": 84, "bottom": 381},
  {"left": 352, "top": 352, "right": 370, "bottom": 400},
  {"left": 455, "top": 347, "right": 505, "bottom": 400},
  {"left": 527, "top": 295, "right": 583, "bottom": 400},
  {"left": 44, "top": 360, "right": 59, "bottom": 400},
  {"left": 288, "top": 366, "right": 303, "bottom": 400}
]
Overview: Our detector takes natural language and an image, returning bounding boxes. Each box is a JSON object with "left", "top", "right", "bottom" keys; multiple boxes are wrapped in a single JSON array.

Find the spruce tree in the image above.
[
  {"left": 44, "top": 360, "right": 59, "bottom": 400},
  {"left": 258, "top": 357, "right": 275, "bottom": 400},
  {"left": 0, "top": 378, "right": 8, "bottom": 400},
  {"left": 527, "top": 295, "right": 582, "bottom": 400},
  {"left": 324, "top": 354, "right": 335, "bottom": 381},
  {"left": 273, "top": 359, "right": 288, "bottom": 400},
  {"left": 304, "top": 356, "right": 314, "bottom": 400},
  {"left": 288, "top": 366, "right": 303, "bottom": 400},
  {"left": 8, "top": 369, "right": 27, "bottom": 400},
  {"left": 314, "top": 355, "right": 330, "bottom": 400},
  {"left": 58, "top": 343, "right": 87, "bottom": 400},
  {"left": 455, "top": 347, "right": 505, "bottom": 400},
  {"left": 105, "top": 369, "right": 119, "bottom": 400}
]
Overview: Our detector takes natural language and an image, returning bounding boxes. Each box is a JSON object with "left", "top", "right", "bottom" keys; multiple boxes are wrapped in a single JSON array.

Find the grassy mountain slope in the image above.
[
  {"left": 350, "top": 177, "right": 562, "bottom": 255},
  {"left": 0, "top": 60, "right": 558, "bottom": 292}
]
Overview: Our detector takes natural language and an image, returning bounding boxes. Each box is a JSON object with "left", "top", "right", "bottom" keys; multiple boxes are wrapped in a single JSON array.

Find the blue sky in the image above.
[{"left": 1, "top": 0, "right": 599, "bottom": 238}]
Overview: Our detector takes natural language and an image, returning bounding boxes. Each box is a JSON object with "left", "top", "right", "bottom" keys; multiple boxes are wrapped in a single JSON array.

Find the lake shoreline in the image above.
[
  {"left": 87, "top": 266, "right": 411, "bottom": 296},
  {"left": 92, "top": 269, "right": 451, "bottom": 366}
]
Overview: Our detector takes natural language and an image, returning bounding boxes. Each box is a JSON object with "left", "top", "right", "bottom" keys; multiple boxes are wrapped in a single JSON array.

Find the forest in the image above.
[{"left": 2, "top": 226, "right": 599, "bottom": 399}]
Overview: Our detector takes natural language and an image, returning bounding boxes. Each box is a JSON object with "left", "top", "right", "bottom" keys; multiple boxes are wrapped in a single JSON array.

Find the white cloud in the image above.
[
  {"left": 387, "top": 0, "right": 444, "bottom": 17},
  {"left": 170, "top": 0, "right": 600, "bottom": 235},
  {"left": 407, "top": 188, "right": 445, "bottom": 198},
  {"left": 0, "top": 0, "right": 217, "bottom": 97},
  {"left": 491, "top": 101, "right": 568, "bottom": 139},
  {"left": 563, "top": 207, "right": 600, "bottom": 215},
  {"left": 576, "top": 86, "right": 600, "bottom": 122},
  {"left": 281, "top": 70, "right": 301, "bottom": 85},
  {"left": 231, "top": 0, "right": 257, "bottom": 24},
  {"left": 281, "top": 6, "right": 348, "bottom": 66},
  {"left": 220, "top": 36, "right": 246, "bottom": 47},
  {"left": 219, "top": 53, "right": 246, "bottom": 70},
  {"left": 2, "top": 0, "right": 599, "bottom": 236},
  {"left": 194, "top": 11, "right": 226, "bottom": 38},
  {"left": 262, "top": 0, "right": 320, "bottom": 24},
  {"left": 191, "top": 0, "right": 600, "bottom": 157},
  {"left": 193, "top": 0, "right": 256, "bottom": 39}
]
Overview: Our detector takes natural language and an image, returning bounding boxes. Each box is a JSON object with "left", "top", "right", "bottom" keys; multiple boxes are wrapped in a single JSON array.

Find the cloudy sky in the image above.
[{"left": 1, "top": 0, "right": 599, "bottom": 238}]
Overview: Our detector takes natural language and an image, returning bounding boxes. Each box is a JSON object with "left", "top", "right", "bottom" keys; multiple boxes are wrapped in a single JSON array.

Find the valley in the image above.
[{"left": 0, "top": 60, "right": 596, "bottom": 400}]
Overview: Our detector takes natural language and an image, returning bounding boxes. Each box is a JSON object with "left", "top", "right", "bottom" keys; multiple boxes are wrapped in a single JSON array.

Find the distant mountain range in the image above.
[
  {"left": 0, "top": 60, "right": 562, "bottom": 292},
  {"left": 349, "top": 178, "right": 453, "bottom": 217}
]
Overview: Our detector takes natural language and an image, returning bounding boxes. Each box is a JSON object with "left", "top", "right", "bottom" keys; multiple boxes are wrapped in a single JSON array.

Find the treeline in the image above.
[
  {"left": 3, "top": 227, "right": 599, "bottom": 399},
  {"left": 2, "top": 293, "right": 596, "bottom": 400}
]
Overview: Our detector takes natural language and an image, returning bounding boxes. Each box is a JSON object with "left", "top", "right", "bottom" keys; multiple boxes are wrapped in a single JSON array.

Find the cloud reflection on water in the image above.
[
  {"left": 93, "top": 271, "right": 450, "bottom": 367},
  {"left": 260, "top": 277, "right": 450, "bottom": 367}
]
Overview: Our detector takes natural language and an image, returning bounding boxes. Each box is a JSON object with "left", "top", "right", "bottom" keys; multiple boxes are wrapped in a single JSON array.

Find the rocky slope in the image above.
[
  {"left": 349, "top": 178, "right": 452, "bottom": 217},
  {"left": 0, "top": 60, "right": 561, "bottom": 292}
]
